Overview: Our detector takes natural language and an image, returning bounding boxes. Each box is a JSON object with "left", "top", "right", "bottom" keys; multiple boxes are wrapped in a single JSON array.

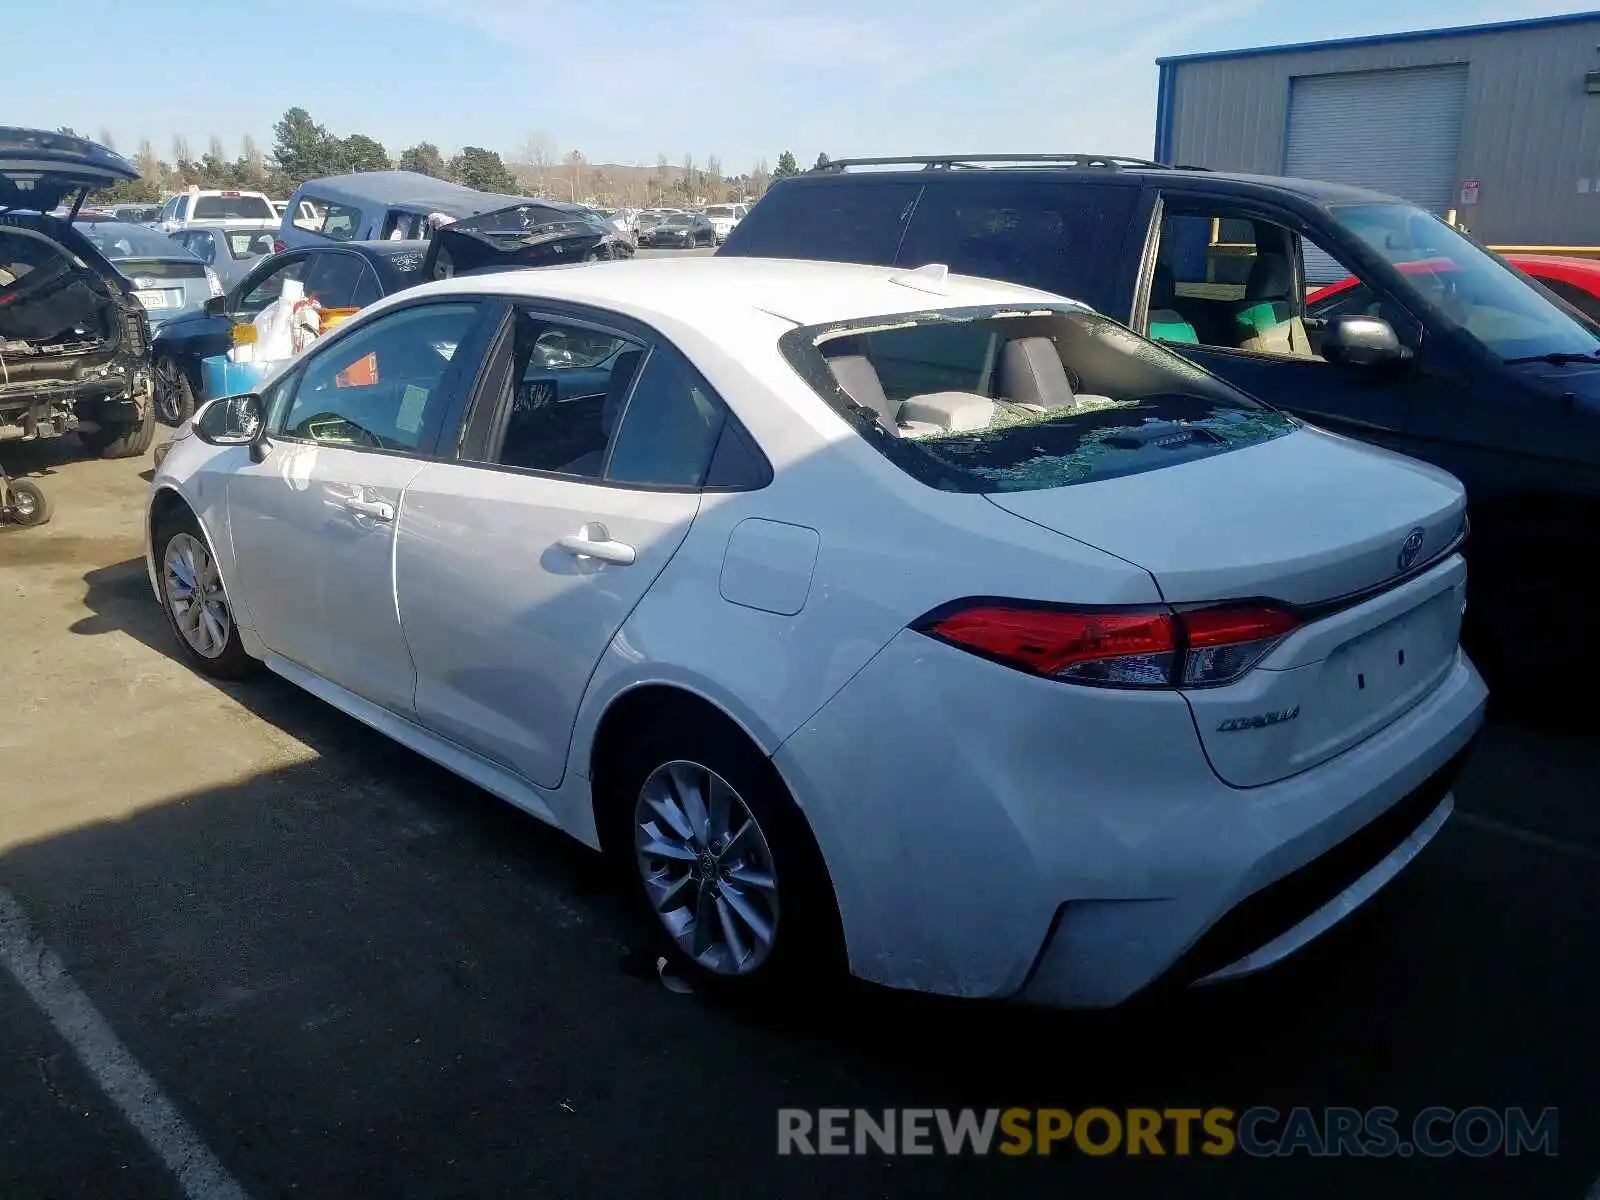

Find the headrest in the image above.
[
  {"left": 1000, "top": 337, "right": 1076, "bottom": 411},
  {"left": 1246, "top": 253, "right": 1292, "bottom": 300},
  {"left": 827, "top": 355, "right": 900, "bottom": 429}
]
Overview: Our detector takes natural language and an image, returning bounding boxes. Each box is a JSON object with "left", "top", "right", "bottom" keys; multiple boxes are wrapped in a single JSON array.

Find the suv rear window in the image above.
[
  {"left": 781, "top": 306, "right": 1294, "bottom": 493},
  {"left": 720, "top": 181, "right": 920, "bottom": 265},
  {"left": 193, "top": 194, "right": 274, "bottom": 219}
]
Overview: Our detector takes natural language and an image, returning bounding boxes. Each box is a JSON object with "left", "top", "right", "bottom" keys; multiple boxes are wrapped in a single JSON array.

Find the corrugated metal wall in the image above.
[{"left": 1163, "top": 17, "right": 1600, "bottom": 246}]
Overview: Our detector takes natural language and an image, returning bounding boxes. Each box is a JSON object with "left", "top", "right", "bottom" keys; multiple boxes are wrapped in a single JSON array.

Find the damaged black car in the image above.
[
  {"left": 424, "top": 201, "right": 634, "bottom": 277},
  {"left": 0, "top": 128, "right": 156, "bottom": 458}
]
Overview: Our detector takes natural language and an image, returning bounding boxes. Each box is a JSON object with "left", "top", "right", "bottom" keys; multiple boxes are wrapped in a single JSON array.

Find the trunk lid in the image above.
[
  {"left": 987, "top": 426, "right": 1469, "bottom": 787},
  {"left": 0, "top": 128, "right": 139, "bottom": 214},
  {"left": 985, "top": 426, "right": 1466, "bottom": 608}
]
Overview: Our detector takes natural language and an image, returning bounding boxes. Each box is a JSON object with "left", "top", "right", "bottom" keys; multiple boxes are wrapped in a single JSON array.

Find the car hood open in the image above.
[
  {"left": 0, "top": 128, "right": 139, "bottom": 214},
  {"left": 423, "top": 202, "right": 632, "bottom": 278}
]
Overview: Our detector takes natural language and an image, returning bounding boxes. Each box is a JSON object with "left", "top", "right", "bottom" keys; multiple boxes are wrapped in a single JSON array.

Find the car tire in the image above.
[
  {"left": 154, "top": 508, "right": 258, "bottom": 680},
  {"left": 79, "top": 393, "right": 157, "bottom": 459},
  {"left": 154, "top": 355, "right": 196, "bottom": 427},
  {"left": 603, "top": 711, "right": 843, "bottom": 1002},
  {"left": 5, "top": 479, "right": 52, "bottom": 527}
]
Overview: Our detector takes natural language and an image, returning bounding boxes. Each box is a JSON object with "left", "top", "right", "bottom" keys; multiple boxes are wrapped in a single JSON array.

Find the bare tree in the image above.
[
  {"left": 519, "top": 131, "right": 557, "bottom": 196},
  {"left": 680, "top": 153, "right": 696, "bottom": 202},
  {"left": 749, "top": 158, "right": 770, "bottom": 199},
  {"left": 172, "top": 134, "right": 192, "bottom": 167},
  {"left": 566, "top": 150, "right": 586, "bottom": 201},
  {"left": 241, "top": 134, "right": 265, "bottom": 180},
  {"left": 134, "top": 137, "right": 161, "bottom": 185},
  {"left": 97, "top": 126, "right": 116, "bottom": 151}
]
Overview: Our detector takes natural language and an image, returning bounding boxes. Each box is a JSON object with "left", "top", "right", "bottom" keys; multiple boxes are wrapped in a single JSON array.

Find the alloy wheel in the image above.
[
  {"left": 154, "top": 358, "right": 187, "bottom": 425},
  {"left": 634, "top": 759, "right": 780, "bottom": 976},
  {"left": 163, "top": 532, "right": 232, "bottom": 658}
]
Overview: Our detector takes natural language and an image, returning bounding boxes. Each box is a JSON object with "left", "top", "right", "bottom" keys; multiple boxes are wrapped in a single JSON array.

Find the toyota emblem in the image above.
[{"left": 1397, "top": 527, "right": 1426, "bottom": 572}]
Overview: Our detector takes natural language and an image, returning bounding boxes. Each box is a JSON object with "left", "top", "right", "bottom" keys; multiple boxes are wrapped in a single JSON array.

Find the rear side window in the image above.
[
  {"left": 720, "top": 181, "right": 920, "bottom": 265},
  {"left": 896, "top": 181, "right": 1138, "bottom": 300},
  {"left": 605, "top": 345, "right": 728, "bottom": 488},
  {"left": 782, "top": 306, "right": 1294, "bottom": 493},
  {"left": 193, "top": 193, "right": 274, "bottom": 220},
  {"left": 318, "top": 202, "right": 362, "bottom": 241}
]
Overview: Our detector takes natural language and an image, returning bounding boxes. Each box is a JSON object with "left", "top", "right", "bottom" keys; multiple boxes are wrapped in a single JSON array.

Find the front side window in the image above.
[
  {"left": 236, "top": 256, "right": 308, "bottom": 313},
  {"left": 303, "top": 253, "right": 375, "bottom": 310},
  {"left": 1154, "top": 207, "right": 1418, "bottom": 361},
  {"left": 783, "top": 306, "right": 1295, "bottom": 493},
  {"left": 1330, "top": 202, "right": 1600, "bottom": 361},
  {"left": 275, "top": 303, "right": 480, "bottom": 452}
]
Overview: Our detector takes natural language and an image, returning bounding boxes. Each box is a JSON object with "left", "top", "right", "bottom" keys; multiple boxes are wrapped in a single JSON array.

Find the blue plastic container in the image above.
[{"left": 200, "top": 355, "right": 279, "bottom": 402}]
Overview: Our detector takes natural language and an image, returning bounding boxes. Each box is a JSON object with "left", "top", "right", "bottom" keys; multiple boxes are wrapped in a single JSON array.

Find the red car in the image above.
[{"left": 1308, "top": 253, "right": 1600, "bottom": 325}]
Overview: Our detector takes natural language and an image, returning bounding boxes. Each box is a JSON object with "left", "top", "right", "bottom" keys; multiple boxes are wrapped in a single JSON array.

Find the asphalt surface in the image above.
[{"left": 1, "top": 426, "right": 1596, "bottom": 1200}]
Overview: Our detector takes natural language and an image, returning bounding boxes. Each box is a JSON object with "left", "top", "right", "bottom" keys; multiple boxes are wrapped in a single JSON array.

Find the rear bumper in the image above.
[{"left": 774, "top": 630, "right": 1486, "bottom": 1008}]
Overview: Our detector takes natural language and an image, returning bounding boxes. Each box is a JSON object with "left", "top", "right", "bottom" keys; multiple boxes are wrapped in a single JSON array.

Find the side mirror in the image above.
[
  {"left": 203, "top": 295, "right": 227, "bottom": 317},
  {"left": 193, "top": 393, "right": 267, "bottom": 459},
  {"left": 1319, "top": 314, "right": 1412, "bottom": 368}
]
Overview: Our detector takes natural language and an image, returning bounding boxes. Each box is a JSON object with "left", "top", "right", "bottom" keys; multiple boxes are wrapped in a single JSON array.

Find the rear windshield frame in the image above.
[{"left": 777, "top": 303, "right": 1297, "bottom": 494}]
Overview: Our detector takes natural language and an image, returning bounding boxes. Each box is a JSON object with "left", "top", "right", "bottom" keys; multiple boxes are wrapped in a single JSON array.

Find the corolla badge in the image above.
[
  {"left": 1397, "top": 527, "right": 1427, "bottom": 572},
  {"left": 1217, "top": 706, "right": 1300, "bottom": 733}
]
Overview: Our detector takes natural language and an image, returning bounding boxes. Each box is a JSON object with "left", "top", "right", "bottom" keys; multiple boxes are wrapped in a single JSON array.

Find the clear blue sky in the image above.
[{"left": 7, "top": 0, "right": 1591, "bottom": 173}]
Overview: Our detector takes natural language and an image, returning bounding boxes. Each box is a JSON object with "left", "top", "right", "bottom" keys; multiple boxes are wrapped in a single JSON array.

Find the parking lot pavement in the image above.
[{"left": 1, "top": 440, "right": 1596, "bottom": 1199}]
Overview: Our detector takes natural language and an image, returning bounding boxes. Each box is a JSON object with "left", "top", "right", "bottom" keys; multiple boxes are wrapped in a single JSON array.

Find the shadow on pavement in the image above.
[{"left": 35, "top": 557, "right": 1598, "bottom": 1198}]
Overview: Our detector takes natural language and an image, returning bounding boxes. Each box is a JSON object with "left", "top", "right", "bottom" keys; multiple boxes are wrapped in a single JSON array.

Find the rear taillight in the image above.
[{"left": 916, "top": 600, "right": 1299, "bottom": 689}]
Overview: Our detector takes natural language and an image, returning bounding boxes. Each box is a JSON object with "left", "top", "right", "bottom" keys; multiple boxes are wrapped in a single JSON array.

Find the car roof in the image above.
[
  {"left": 395, "top": 255, "right": 1080, "bottom": 328},
  {"left": 786, "top": 162, "right": 1404, "bottom": 207},
  {"left": 291, "top": 170, "right": 537, "bottom": 215}
]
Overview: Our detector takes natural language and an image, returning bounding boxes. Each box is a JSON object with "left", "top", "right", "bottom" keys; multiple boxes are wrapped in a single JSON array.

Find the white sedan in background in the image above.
[
  {"left": 145, "top": 257, "right": 1485, "bottom": 1006},
  {"left": 703, "top": 203, "right": 748, "bottom": 244}
]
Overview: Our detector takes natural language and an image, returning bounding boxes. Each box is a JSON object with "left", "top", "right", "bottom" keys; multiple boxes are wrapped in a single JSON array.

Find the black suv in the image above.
[
  {"left": 0, "top": 128, "right": 157, "bottom": 458},
  {"left": 720, "top": 154, "right": 1600, "bottom": 689}
]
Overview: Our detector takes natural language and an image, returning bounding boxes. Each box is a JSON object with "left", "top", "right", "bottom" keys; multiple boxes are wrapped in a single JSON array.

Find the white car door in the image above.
[
  {"left": 225, "top": 299, "right": 492, "bottom": 715},
  {"left": 395, "top": 306, "right": 735, "bottom": 789}
]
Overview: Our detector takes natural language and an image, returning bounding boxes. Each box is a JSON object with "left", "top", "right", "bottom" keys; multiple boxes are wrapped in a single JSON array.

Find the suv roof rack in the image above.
[{"left": 810, "top": 154, "right": 1176, "bottom": 173}]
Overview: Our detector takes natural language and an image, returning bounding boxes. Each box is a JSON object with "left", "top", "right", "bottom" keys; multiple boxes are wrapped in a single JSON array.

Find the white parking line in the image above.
[
  {"left": 0, "top": 888, "right": 250, "bottom": 1200},
  {"left": 1453, "top": 811, "right": 1600, "bottom": 864}
]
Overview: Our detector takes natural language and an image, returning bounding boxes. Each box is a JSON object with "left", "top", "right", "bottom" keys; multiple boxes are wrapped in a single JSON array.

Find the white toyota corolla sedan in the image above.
[{"left": 145, "top": 256, "right": 1486, "bottom": 1006}]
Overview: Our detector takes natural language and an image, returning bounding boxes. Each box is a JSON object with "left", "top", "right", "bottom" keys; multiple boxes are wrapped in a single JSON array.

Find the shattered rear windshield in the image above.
[{"left": 779, "top": 305, "right": 1296, "bottom": 493}]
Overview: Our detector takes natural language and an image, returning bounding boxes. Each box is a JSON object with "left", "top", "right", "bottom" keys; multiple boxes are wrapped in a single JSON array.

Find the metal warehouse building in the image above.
[{"left": 1153, "top": 10, "right": 1600, "bottom": 251}]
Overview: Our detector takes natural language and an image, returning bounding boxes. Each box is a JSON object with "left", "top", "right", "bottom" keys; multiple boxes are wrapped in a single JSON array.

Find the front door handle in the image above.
[
  {"left": 344, "top": 496, "right": 395, "bottom": 522},
  {"left": 556, "top": 523, "right": 635, "bottom": 566}
]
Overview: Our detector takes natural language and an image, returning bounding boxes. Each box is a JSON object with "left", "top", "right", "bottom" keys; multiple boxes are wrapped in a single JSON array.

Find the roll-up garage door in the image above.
[{"left": 1285, "top": 64, "right": 1468, "bottom": 282}]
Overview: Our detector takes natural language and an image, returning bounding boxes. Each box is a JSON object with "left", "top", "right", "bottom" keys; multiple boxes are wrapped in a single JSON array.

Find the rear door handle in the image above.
[
  {"left": 344, "top": 497, "right": 395, "bottom": 522},
  {"left": 556, "top": 523, "right": 635, "bottom": 566}
]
